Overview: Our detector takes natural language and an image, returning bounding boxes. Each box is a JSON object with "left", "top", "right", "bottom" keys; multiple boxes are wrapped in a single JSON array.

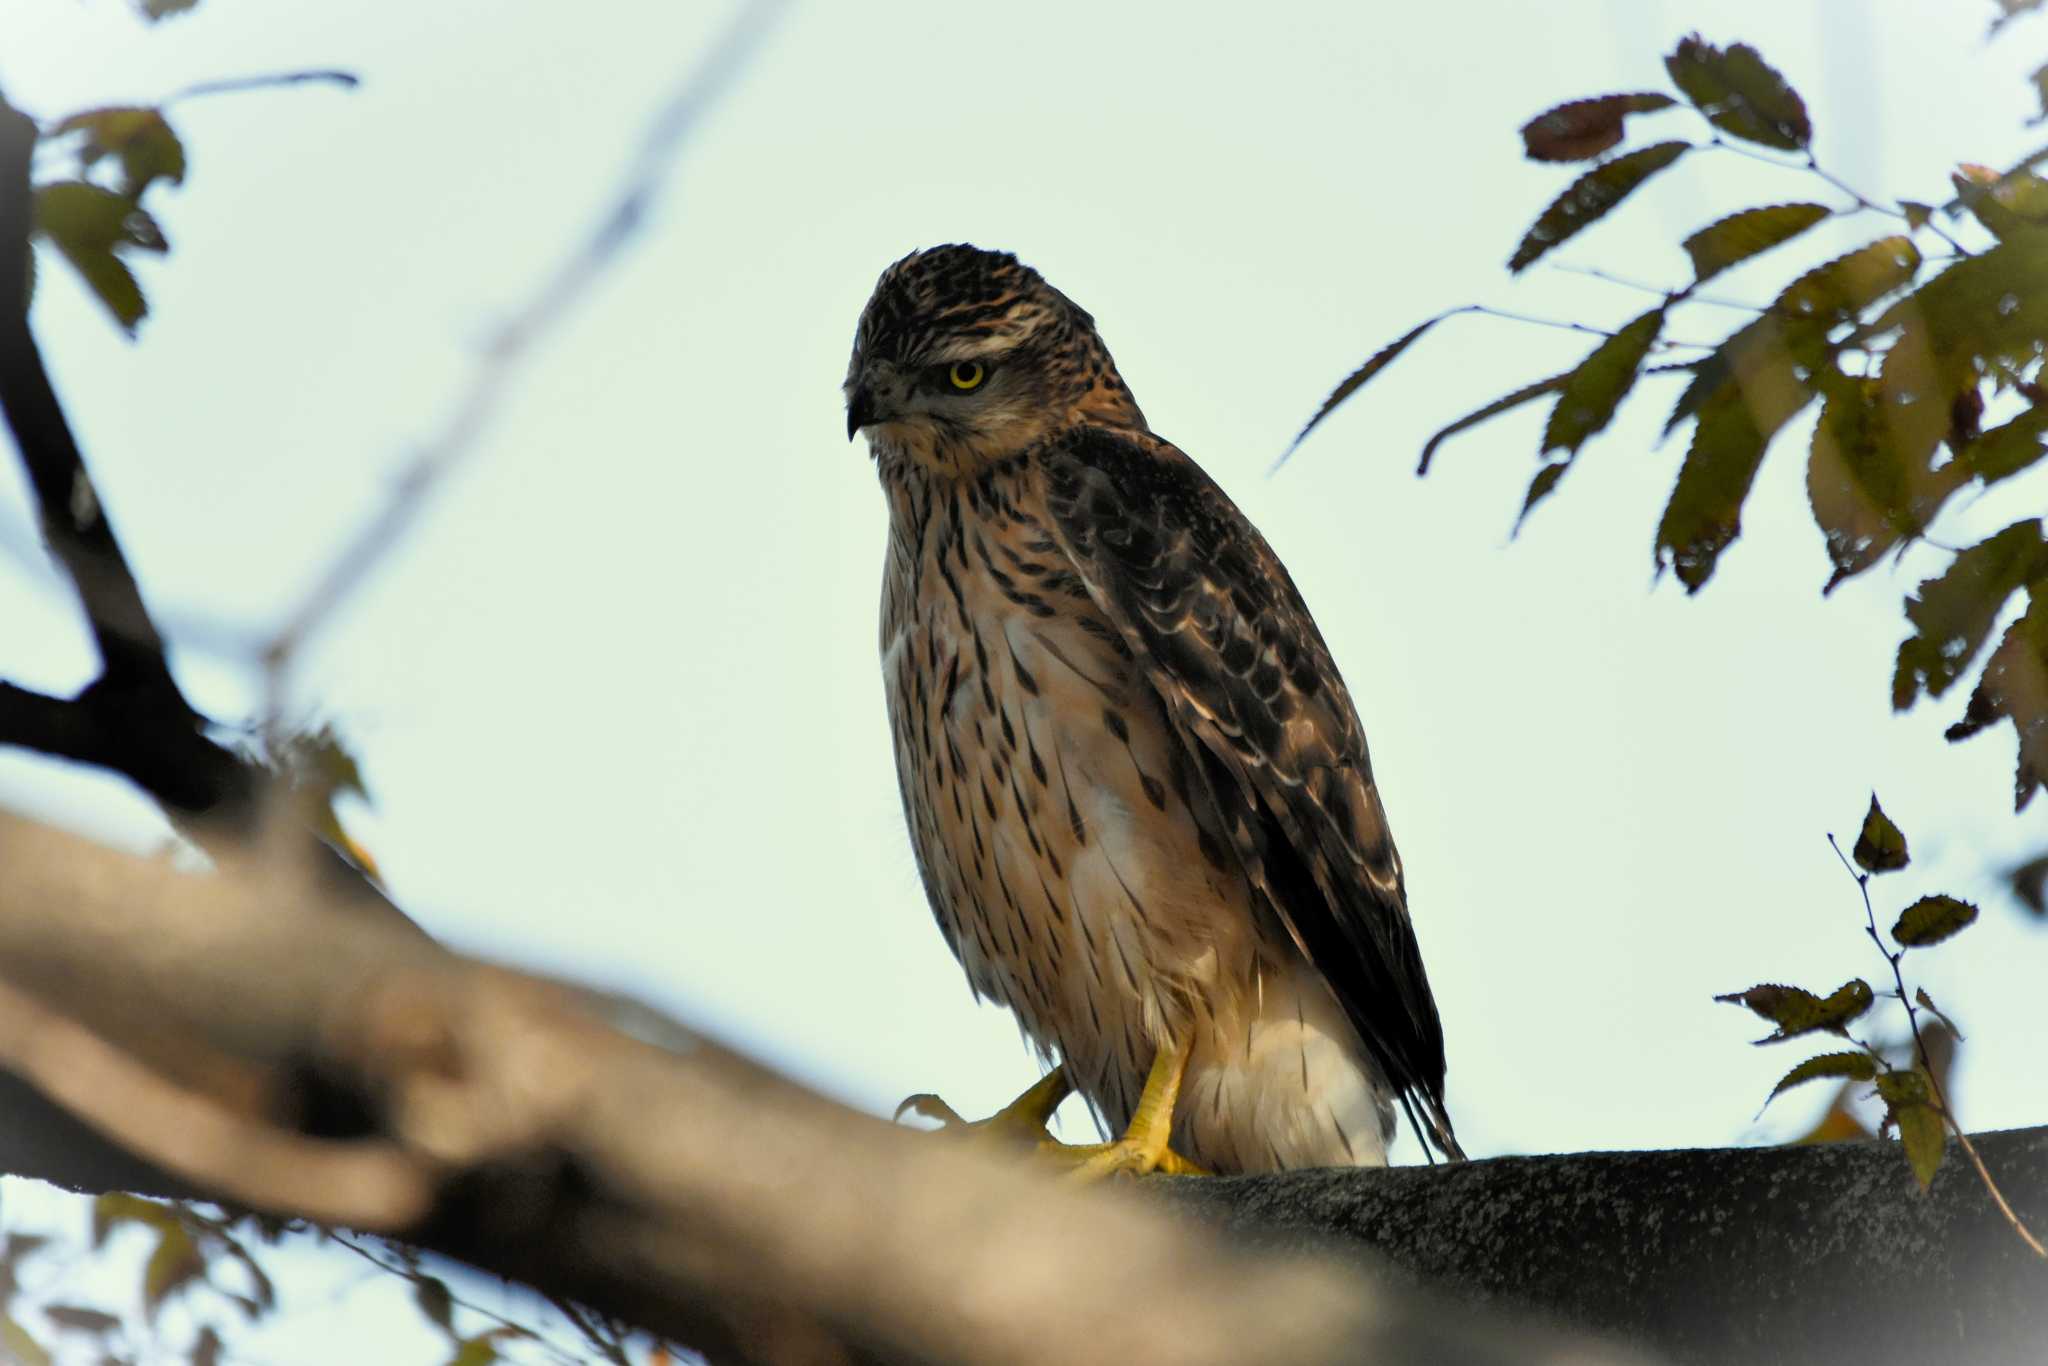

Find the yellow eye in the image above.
[{"left": 948, "top": 360, "right": 986, "bottom": 391}]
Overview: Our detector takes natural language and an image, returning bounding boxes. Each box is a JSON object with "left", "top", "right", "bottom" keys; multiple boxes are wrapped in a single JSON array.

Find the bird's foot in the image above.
[
  {"left": 1051, "top": 1036, "right": 1208, "bottom": 1182},
  {"left": 893, "top": 1065, "right": 1073, "bottom": 1153}
]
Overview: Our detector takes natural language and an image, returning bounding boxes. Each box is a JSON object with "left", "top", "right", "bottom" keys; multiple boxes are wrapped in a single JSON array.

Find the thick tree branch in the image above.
[{"left": 0, "top": 810, "right": 1649, "bottom": 1366}]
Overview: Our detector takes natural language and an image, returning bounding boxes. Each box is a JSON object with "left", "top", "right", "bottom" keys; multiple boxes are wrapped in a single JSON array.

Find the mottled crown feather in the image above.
[
  {"left": 850, "top": 244, "right": 1142, "bottom": 437},
  {"left": 854, "top": 244, "right": 1096, "bottom": 364}
]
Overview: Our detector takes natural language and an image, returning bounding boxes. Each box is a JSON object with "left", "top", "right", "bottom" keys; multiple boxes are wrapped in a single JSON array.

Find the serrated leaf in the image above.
[
  {"left": 1286, "top": 312, "right": 1451, "bottom": 461},
  {"left": 1665, "top": 34, "right": 1812, "bottom": 150},
  {"left": 1946, "top": 586, "right": 2048, "bottom": 810},
  {"left": 1519, "top": 92, "right": 1677, "bottom": 162},
  {"left": 1961, "top": 405, "right": 2048, "bottom": 485},
  {"left": 1514, "top": 461, "right": 1570, "bottom": 535},
  {"left": 1950, "top": 164, "right": 2048, "bottom": 241},
  {"left": 42, "top": 1304, "right": 123, "bottom": 1336},
  {"left": 1509, "top": 141, "right": 1688, "bottom": 273},
  {"left": 1893, "top": 520, "right": 2046, "bottom": 708},
  {"left": 1543, "top": 307, "right": 1664, "bottom": 457},
  {"left": 1901, "top": 200, "right": 1935, "bottom": 230},
  {"left": 52, "top": 105, "right": 186, "bottom": 198},
  {"left": 1682, "top": 202, "right": 1831, "bottom": 284},
  {"left": 1806, "top": 371, "right": 1969, "bottom": 592},
  {"left": 0, "top": 1314, "right": 50, "bottom": 1366},
  {"left": 1715, "top": 978, "right": 1874, "bottom": 1042},
  {"left": 1765, "top": 1050, "right": 1878, "bottom": 1105},
  {"left": 1657, "top": 376, "right": 1810, "bottom": 591},
  {"left": 31, "top": 180, "right": 167, "bottom": 334},
  {"left": 1665, "top": 237, "right": 1919, "bottom": 438},
  {"left": 1416, "top": 373, "right": 1569, "bottom": 475},
  {"left": 142, "top": 1225, "right": 205, "bottom": 1322},
  {"left": 1852, "top": 794, "right": 1910, "bottom": 872},
  {"left": 1875, "top": 232, "right": 2048, "bottom": 403},
  {"left": 1891, "top": 894, "right": 1979, "bottom": 947}
]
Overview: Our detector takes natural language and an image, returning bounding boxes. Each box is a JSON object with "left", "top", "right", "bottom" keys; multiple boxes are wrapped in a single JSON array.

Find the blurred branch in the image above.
[
  {"left": 261, "top": 0, "right": 793, "bottom": 689},
  {"left": 0, "top": 103, "right": 178, "bottom": 694},
  {"left": 0, "top": 809, "right": 1646, "bottom": 1366},
  {"left": 162, "top": 69, "right": 360, "bottom": 105}
]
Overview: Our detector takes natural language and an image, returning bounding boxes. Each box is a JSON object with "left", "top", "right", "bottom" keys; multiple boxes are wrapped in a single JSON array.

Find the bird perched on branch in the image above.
[{"left": 847, "top": 245, "right": 1463, "bottom": 1175}]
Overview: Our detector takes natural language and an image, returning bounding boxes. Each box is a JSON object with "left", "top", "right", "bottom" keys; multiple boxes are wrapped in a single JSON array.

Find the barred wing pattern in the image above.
[{"left": 1038, "top": 426, "right": 1462, "bottom": 1158}]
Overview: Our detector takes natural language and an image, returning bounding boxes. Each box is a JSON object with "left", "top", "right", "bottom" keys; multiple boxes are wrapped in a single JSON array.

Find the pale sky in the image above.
[{"left": 1, "top": 0, "right": 2045, "bottom": 1360}]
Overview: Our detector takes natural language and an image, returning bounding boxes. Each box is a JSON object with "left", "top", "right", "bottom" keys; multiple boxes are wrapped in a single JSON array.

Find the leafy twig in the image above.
[{"left": 1827, "top": 833, "right": 2047, "bottom": 1259}]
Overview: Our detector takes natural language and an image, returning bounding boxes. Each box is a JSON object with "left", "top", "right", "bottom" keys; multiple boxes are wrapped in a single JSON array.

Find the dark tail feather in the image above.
[{"left": 1402, "top": 1088, "right": 1465, "bottom": 1164}]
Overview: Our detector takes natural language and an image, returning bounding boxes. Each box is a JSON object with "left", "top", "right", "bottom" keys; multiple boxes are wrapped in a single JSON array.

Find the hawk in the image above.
[{"left": 847, "top": 245, "right": 1463, "bottom": 1175}]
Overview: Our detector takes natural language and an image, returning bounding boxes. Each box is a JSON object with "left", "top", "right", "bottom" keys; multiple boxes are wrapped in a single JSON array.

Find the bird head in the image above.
[{"left": 844, "top": 244, "right": 1145, "bottom": 477}]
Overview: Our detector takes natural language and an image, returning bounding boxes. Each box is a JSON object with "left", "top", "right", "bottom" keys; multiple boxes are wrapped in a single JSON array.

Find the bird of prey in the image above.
[{"left": 847, "top": 245, "right": 1463, "bottom": 1176}]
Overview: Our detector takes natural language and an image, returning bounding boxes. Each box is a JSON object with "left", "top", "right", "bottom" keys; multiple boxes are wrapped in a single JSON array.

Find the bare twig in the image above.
[
  {"left": 260, "top": 0, "right": 793, "bottom": 703},
  {"left": 1826, "top": 833, "right": 2047, "bottom": 1259},
  {"left": 162, "top": 70, "right": 360, "bottom": 105}
]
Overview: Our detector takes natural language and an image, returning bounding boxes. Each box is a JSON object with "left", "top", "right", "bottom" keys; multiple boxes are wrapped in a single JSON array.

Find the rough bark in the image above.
[{"left": 1164, "top": 1127, "right": 2048, "bottom": 1366}]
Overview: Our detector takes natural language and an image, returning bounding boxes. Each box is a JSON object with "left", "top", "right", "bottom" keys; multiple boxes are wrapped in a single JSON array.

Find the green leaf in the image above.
[
  {"left": 1946, "top": 586, "right": 2048, "bottom": 811},
  {"left": 93, "top": 1191, "right": 177, "bottom": 1247},
  {"left": 0, "top": 1314, "right": 50, "bottom": 1366},
  {"left": 1513, "top": 461, "right": 1570, "bottom": 535},
  {"left": 1765, "top": 1050, "right": 1878, "bottom": 1106},
  {"left": 1665, "top": 236, "right": 1920, "bottom": 438},
  {"left": 1656, "top": 378, "right": 1810, "bottom": 591},
  {"left": 1852, "top": 794, "right": 1910, "bottom": 873},
  {"left": 1543, "top": 308, "right": 1664, "bottom": 457},
  {"left": 1806, "top": 370, "right": 1970, "bottom": 592},
  {"left": 1286, "top": 312, "right": 1451, "bottom": 461},
  {"left": 1664, "top": 34, "right": 1812, "bottom": 150},
  {"left": 1876, "top": 1073, "right": 1948, "bottom": 1192},
  {"left": 1682, "top": 203, "right": 1830, "bottom": 284},
  {"left": 1961, "top": 405, "right": 2048, "bottom": 485},
  {"left": 1417, "top": 373, "right": 1569, "bottom": 475},
  {"left": 52, "top": 106, "right": 186, "bottom": 198},
  {"left": 1891, "top": 894, "right": 1980, "bottom": 947},
  {"left": 1715, "top": 979, "right": 1874, "bottom": 1043},
  {"left": 1950, "top": 164, "right": 2048, "bottom": 241},
  {"left": 142, "top": 1225, "right": 205, "bottom": 1322},
  {"left": 1901, "top": 200, "right": 1935, "bottom": 231},
  {"left": 1509, "top": 141, "right": 1689, "bottom": 274},
  {"left": 1893, "top": 520, "right": 2046, "bottom": 708},
  {"left": 1875, "top": 232, "right": 2048, "bottom": 403},
  {"left": 31, "top": 180, "right": 168, "bottom": 334},
  {"left": 1519, "top": 92, "right": 1677, "bottom": 162}
]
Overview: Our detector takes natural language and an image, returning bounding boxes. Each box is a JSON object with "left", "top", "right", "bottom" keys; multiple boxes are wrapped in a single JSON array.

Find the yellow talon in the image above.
[{"left": 894, "top": 1065, "right": 1074, "bottom": 1151}]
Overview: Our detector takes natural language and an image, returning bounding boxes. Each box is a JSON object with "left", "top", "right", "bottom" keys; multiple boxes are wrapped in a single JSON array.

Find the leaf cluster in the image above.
[
  {"left": 1717, "top": 796, "right": 1984, "bottom": 1195},
  {"left": 1295, "top": 30, "right": 2048, "bottom": 814}
]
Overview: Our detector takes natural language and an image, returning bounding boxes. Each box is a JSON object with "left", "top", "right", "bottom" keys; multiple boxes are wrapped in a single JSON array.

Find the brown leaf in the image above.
[
  {"left": 1286, "top": 312, "right": 1452, "bottom": 461},
  {"left": 1716, "top": 979, "right": 1874, "bottom": 1043},
  {"left": 1806, "top": 371, "right": 1969, "bottom": 593},
  {"left": 1665, "top": 35, "right": 1812, "bottom": 150},
  {"left": 1416, "top": 373, "right": 1569, "bottom": 475},
  {"left": 1519, "top": 93, "right": 1677, "bottom": 162}
]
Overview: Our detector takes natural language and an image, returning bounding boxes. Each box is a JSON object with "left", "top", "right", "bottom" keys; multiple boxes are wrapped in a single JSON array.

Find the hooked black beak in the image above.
[{"left": 846, "top": 387, "right": 877, "bottom": 441}]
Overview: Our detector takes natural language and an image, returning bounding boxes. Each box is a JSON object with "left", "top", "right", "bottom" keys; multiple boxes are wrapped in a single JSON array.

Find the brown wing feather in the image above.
[{"left": 1038, "top": 424, "right": 1462, "bottom": 1158}]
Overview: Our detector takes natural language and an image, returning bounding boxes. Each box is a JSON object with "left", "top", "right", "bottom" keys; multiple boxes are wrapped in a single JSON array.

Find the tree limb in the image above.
[{"left": 0, "top": 809, "right": 1649, "bottom": 1366}]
